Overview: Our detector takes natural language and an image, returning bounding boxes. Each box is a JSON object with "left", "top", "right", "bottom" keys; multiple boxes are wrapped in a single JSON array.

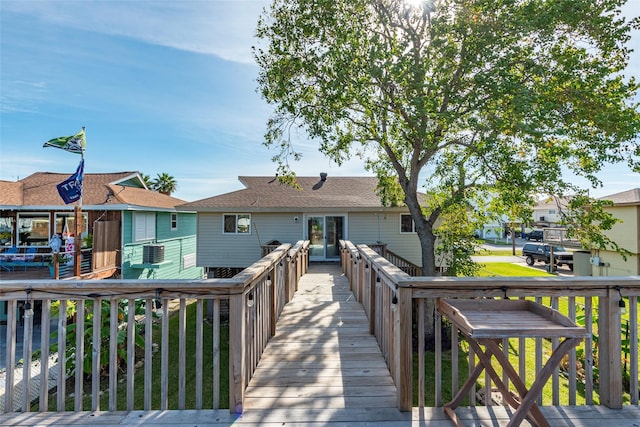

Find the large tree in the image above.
[{"left": 255, "top": 0, "right": 640, "bottom": 276}]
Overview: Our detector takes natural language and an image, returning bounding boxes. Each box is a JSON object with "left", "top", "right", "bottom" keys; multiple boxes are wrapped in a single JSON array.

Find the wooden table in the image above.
[{"left": 436, "top": 298, "right": 589, "bottom": 427}]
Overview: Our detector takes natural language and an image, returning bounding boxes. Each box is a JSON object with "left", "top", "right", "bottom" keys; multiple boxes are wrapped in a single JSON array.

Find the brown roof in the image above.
[
  {"left": 179, "top": 175, "right": 413, "bottom": 212},
  {"left": 0, "top": 181, "right": 23, "bottom": 205},
  {"left": 600, "top": 188, "right": 640, "bottom": 206},
  {"left": 0, "top": 172, "right": 185, "bottom": 210}
]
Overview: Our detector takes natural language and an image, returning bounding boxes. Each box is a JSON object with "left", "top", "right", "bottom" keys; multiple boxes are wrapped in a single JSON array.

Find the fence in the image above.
[
  {"left": 1, "top": 241, "right": 309, "bottom": 414},
  {"left": 341, "top": 240, "right": 639, "bottom": 411}
]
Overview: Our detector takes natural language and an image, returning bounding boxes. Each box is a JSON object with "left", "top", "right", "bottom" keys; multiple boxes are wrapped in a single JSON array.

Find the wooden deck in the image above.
[
  {"left": 243, "top": 262, "right": 399, "bottom": 411},
  {"left": 3, "top": 263, "right": 639, "bottom": 426}
]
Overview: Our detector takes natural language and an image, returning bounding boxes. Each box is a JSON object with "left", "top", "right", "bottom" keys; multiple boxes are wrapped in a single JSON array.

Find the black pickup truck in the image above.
[{"left": 522, "top": 243, "right": 573, "bottom": 270}]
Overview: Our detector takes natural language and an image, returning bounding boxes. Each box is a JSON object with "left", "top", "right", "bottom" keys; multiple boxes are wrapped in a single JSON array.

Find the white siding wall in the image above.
[
  {"left": 348, "top": 211, "right": 422, "bottom": 266},
  {"left": 253, "top": 212, "right": 304, "bottom": 245},
  {"left": 197, "top": 212, "right": 304, "bottom": 268},
  {"left": 197, "top": 210, "right": 422, "bottom": 268}
]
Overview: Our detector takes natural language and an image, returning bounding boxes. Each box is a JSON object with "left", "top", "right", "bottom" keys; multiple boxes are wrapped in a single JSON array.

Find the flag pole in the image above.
[{"left": 73, "top": 126, "right": 85, "bottom": 277}]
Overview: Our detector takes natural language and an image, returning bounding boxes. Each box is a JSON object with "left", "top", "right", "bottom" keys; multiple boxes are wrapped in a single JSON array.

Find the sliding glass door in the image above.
[{"left": 307, "top": 215, "right": 345, "bottom": 260}]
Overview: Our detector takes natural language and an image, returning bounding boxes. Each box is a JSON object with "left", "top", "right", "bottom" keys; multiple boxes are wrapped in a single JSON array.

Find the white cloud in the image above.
[{"left": 2, "top": 0, "right": 268, "bottom": 64}]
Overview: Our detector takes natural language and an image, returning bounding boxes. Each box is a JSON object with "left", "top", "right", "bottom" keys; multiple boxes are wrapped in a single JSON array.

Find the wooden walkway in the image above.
[
  {"left": 3, "top": 263, "right": 640, "bottom": 426},
  {"left": 243, "top": 262, "right": 399, "bottom": 411}
]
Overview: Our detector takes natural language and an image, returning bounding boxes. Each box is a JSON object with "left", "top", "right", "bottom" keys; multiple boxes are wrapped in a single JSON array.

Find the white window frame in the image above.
[
  {"left": 223, "top": 213, "right": 251, "bottom": 235},
  {"left": 17, "top": 212, "right": 51, "bottom": 246},
  {"left": 400, "top": 213, "right": 416, "bottom": 233},
  {"left": 170, "top": 213, "right": 178, "bottom": 230},
  {"left": 54, "top": 212, "right": 89, "bottom": 239},
  {"left": 134, "top": 212, "right": 156, "bottom": 242}
]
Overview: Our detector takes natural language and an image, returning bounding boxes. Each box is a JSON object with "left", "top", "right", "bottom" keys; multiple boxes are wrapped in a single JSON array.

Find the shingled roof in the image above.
[
  {"left": 600, "top": 188, "right": 640, "bottom": 206},
  {"left": 0, "top": 172, "right": 185, "bottom": 210},
  {"left": 179, "top": 175, "right": 412, "bottom": 212}
]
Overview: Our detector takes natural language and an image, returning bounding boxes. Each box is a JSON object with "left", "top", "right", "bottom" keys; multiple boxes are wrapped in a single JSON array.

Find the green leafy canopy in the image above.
[{"left": 255, "top": 0, "right": 640, "bottom": 275}]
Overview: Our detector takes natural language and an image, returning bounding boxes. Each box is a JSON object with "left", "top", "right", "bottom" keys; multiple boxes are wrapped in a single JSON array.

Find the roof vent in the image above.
[{"left": 320, "top": 172, "right": 328, "bottom": 181}]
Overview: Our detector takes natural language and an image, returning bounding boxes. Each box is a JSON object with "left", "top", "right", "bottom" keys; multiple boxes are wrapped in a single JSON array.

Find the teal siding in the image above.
[
  {"left": 122, "top": 211, "right": 203, "bottom": 279},
  {"left": 156, "top": 212, "right": 196, "bottom": 240},
  {"left": 122, "top": 211, "right": 134, "bottom": 245}
]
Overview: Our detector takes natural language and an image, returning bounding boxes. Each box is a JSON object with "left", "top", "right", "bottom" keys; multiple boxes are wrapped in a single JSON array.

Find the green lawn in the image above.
[
  {"left": 416, "top": 261, "right": 639, "bottom": 407},
  {"left": 476, "top": 262, "right": 553, "bottom": 277},
  {"left": 415, "top": 262, "right": 589, "bottom": 406},
  {"left": 43, "top": 301, "right": 230, "bottom": 411},
  {"left": 41, "top": 263, "right": 635, "bottom": 411},
  {"left": 475, "top": 248, "right": 519, "bottom": 256}
]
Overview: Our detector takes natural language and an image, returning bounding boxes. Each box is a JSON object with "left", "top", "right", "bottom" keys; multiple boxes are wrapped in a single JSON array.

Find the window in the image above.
[
  {"left": 0, "top": 217, "right": 13, "bottom": 246},
  {"left": 223, "top": 214, "right": 251, "bottom": 234},
  {"left": 55, "top": 212, "right": 88, "bottom": 239},
  {"left": 17, "top": 213, "right": 50, "bottom": 246},
  {"left": 170, "top": 213, "right": 178, "bottom": 230},
  {"left": 134, "top": 212, "right": 156, "bottom": 242},
  {"left": 400, "top": 214, "right": 415, "bottom": 233}
]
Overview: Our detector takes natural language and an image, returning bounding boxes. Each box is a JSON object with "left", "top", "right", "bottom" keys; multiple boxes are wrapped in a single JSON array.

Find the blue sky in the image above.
[{"left": 1, "top": 0, "right": 639, "bottom": 202}]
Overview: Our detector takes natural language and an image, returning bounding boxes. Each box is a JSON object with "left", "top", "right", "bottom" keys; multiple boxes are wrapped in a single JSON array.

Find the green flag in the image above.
[{"left": 43, "top": 129, "right": 85, "bottom": 154}]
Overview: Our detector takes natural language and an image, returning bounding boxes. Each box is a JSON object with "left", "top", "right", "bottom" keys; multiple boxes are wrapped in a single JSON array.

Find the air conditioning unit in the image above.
[{"left": 143, "top": 244, "right": 165, "bottom": 264}]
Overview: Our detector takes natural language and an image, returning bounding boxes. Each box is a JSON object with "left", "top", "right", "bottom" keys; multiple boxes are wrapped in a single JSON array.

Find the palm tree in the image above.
[
  {"left": 151, "top": 172, "right": 177, "bottom": 195},
  {"left": 140, "top": 173, "right": 153, "bottom": 189}
]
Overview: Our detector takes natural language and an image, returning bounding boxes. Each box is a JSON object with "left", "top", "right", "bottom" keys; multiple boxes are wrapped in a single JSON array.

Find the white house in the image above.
[{"left": 177, "top": 174, "right": 423, "bottom": 274}]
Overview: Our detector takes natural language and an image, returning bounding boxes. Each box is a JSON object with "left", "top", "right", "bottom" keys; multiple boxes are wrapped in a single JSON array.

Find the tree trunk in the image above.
[
  {"left": 416, "top": 219, "right": 437, "bottom": 339},
  {"left": 401, "top": 175, "right": 439, "bottom": 341}
]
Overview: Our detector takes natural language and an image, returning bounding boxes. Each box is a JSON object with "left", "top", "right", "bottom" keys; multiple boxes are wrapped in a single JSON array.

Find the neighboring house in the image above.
[
  {"left": 476, "top": 216, "right": 523, "bottom": 240},
  {"left": 531, "top": 196, "right": 569, "bottom": 228},
  {"left": 588, "top": 188, "right": 640, "bottom": 277},
  {"left": 0, "top": 171, "right": 203, "bottom": 281},
  {"left": 177, "top": 174, "right": 423, "bottom": 275}
]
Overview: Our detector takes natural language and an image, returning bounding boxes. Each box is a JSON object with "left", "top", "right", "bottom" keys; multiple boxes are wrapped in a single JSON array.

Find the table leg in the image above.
[
  {"left": 508, "top": 337, "right": 582, "bottom": 427},
  {"left": 443, "top": 339, "right": 530, "bottom": 427},
  {"left": 482, "top": 339, "right": 549, "bottom": 427},
  {"left": 471, "top": 339, "right": 526, "bottom": 410},
  {"left": 445, "top": 357, "right": 485, "bottom": 409},
  {"left": 443, "top": 341, "right": 496, "bottom": 427}
]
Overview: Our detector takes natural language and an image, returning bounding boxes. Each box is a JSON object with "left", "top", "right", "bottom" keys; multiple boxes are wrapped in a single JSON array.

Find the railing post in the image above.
[
  {"left": 598, "top": 287, "right": 623, "bottom": 408},
  {"left": 395, "top": 285, "right": 413, "bottom": 411},
  {"left": 229, "top": 292, "right": 246, "bottom": 413},
  {"left": 283, "top": 255, "right": 291, "bottom": 303},
  {"left": 353, "top": 255, "right": 360, "bottom": 301},
  {"left": 368, "top": 266, "right": 376, "bottom": 335},
  {"left": 270, "top": 267, "right": 277, "bottom": 337},
  {"left": 5, "top": 300, "right": 16, "bottom": 413}
]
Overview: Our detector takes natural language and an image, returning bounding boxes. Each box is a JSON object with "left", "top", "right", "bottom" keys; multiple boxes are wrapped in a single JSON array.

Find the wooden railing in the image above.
[
  {"left": 384, "top": 249, "right": 422, "bottom": 276},
  {"left": 1, "top": 241, "right": 309, "bottom": 414},
  {"left": 340, "top": 240, "right": 640, "bottom": 411}
]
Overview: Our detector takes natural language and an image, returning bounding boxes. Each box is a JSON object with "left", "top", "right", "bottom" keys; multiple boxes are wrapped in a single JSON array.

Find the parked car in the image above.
[
  {"left": 525, "top": 230, "right": 544, "bottom": 241},
  {"left": 522, "top": 243, "right": 573, "bottom": 270}
]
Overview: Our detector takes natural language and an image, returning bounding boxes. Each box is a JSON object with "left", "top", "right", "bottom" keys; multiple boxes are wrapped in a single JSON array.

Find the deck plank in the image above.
[
  {"left": 3, "top": 406, "right": 640, "bottom": 426},
  {"left": 243, "top": 262, "right": 398, "bottom": 412}
]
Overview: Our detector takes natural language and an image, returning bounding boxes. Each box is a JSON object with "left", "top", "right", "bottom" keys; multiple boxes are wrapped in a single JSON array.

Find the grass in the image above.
[
  {"left": 416, "top": 262, "right": 639, "bottom": 407},
  {"left": 41, "top": 301, "right": 230, "bottom": 411},
  {"left": 39, "top": 265, "right": 636, "bottom": 411},
  {"left": 475, "top": 248, "right": 519, "bottom": 256},
  {"left": 475, "top": 262, "right": 553, "bottom": 277}
]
